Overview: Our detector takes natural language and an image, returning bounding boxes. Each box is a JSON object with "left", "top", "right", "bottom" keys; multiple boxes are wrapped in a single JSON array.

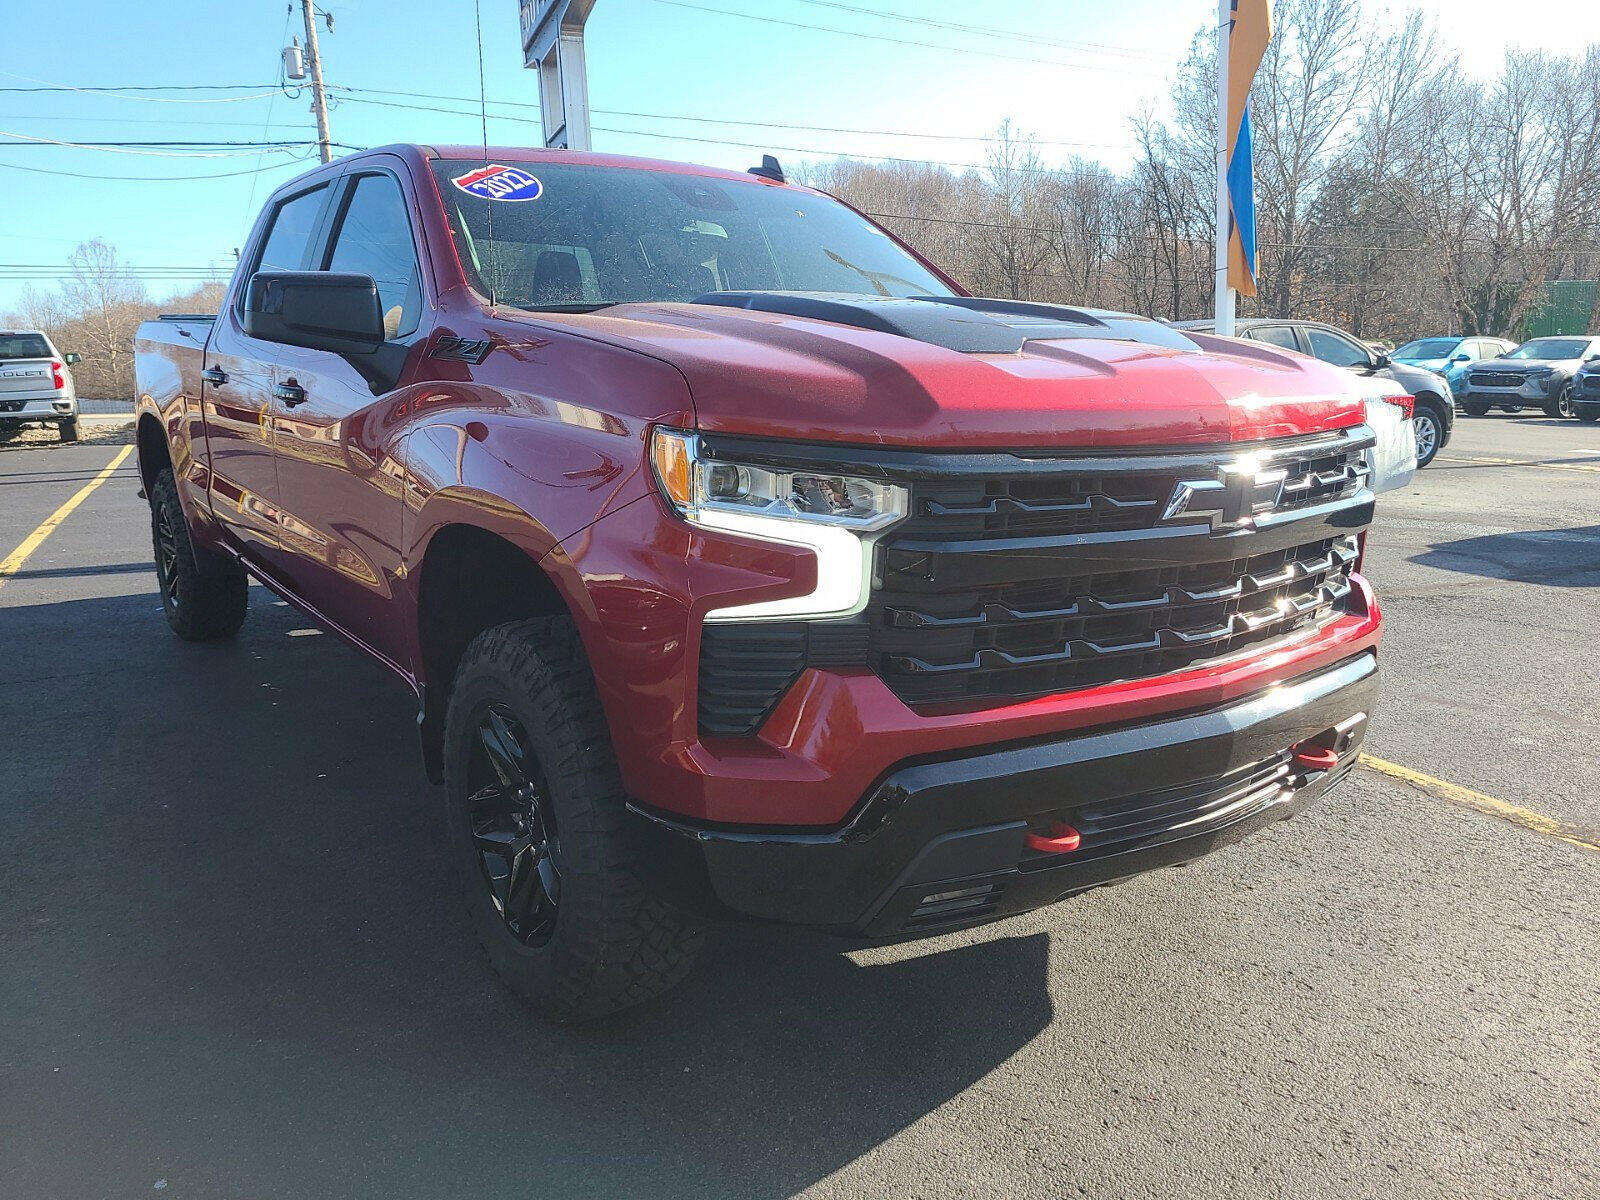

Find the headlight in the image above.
[{"left": 649, "top": 427, "right": 907, "bottom": 621}]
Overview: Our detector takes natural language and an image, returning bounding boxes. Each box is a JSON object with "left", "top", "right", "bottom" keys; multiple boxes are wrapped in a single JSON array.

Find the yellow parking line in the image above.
[
  {"left": 1359, "top": 753, "right": 1600, "bottom": 852},
  {"left": 0, "top": 445, "right": 135, "bottom": 590},
  {"left": 1439, "top": 453, "right": 1600, "bottom": 474}
]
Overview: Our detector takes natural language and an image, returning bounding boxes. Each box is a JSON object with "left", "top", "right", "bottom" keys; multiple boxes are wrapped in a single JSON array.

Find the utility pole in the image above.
[{"left": 300, "top": 0, "right": 334, "bottom": 164}]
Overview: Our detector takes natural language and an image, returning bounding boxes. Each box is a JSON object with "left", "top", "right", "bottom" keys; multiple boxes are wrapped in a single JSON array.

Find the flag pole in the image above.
[{"left": 1214, "top": 0, "right": 1235, "bottom": 336}]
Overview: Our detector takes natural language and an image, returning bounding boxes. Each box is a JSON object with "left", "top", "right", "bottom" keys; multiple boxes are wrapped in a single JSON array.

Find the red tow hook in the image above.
[
  {"left": 1292, "top": 745, "right": 1340, "bottom": 771},
  {"left": 1024, "top": 822, "right": 1082, "bottom": 854}
]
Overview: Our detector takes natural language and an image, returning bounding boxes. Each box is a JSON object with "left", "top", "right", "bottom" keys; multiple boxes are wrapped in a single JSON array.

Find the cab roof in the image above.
[{"left": 394, "top": 143, "right": 787, "bottom": 186}]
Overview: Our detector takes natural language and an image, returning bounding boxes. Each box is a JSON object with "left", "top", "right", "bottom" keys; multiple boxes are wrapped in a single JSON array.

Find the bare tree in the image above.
[
  {"left": 57, "top": 240, "right": 149, "bottom": 398},
  {"left": 2, "top": 246, "right": 228, "bottom": 400}
]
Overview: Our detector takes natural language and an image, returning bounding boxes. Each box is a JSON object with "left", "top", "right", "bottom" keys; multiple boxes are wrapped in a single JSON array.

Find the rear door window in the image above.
[
  {"left": 1305, "top": 327, "right": 1372, "bottom": 368},
  {"left": 1246, "top": 325, "right": 1301, "bottom": 351},
  {"left": 0, "top": 333, "right": 51, "bottom": 360},
  {"left": 324, "top": 173, "right": 423, "bottom": 340}
]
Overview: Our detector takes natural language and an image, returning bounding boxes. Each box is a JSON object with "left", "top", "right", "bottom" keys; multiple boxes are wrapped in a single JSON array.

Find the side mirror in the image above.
[
  {"left": 63, "top": 352, "right": 81, "bottom": 365},
  {"left": 1451, "top": 352, "right": 1470, "bottom": 362},
  {"left": 1586, "top": 352, "right": 1600, "bottom": 362},
  {"left": 1370, "top": 352, "right": 1391, "bottom": 370},
  {"left": 244, "top": 271, "right": 384, "bottom": 355},
  {"left": 242, "top": 271, "right": 404, "bottom": 392}
]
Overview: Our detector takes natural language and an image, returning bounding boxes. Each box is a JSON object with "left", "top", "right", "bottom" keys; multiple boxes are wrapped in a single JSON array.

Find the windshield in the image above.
[
  {"left": 429, "top": 159, "right": 954, "bottom": 310},
  {"left": 1507, "top": 338, "right": 1589, "bottom": 360},
  {"left": 1394, "top": 338, "right": 1457, "bottom": 360},
  {"left": 0, "top": 333, "right": 51, "bottom": 360}
]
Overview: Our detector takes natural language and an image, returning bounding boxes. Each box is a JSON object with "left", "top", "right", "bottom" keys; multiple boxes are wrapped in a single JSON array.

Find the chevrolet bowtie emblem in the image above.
[{"left": 1162, "top": 461, "right": 1288, "bottom": 532}]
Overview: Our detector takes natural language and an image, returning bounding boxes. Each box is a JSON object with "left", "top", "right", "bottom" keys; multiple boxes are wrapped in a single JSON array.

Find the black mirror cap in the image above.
[
  {"left": 243, "top": 271, "right": 385, "bottom": 355},
  {"left": 63, "top": 352, "right": 81, "bottom": 365}
]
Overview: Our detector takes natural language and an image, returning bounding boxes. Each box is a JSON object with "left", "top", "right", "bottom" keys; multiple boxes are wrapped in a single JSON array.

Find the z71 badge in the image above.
[{"left": 450, "top": 164, "right": 544, "bottom": 202}]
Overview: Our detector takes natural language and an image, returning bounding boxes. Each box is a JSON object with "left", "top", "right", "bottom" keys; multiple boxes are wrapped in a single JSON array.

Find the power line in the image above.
[
  {"left": 0, "top": 265, "right": 227, "bottom": 270},
  {"left": 590, "top": 122, "right": 992, "bottom": 170},
  {"left": 642, "top": 0, "right": 1166, "bottom": 78},
  {"left": 590, "top": 107, "right": 1134, "bottom": 152},
  {"left": 0, "top": 112, "right": 312, "bottom": 129},
  {"left": 0, "top": 72, "right": 285, "bottom": 104},
  {"left": 330, "top": 91, "right": 1130, "bottom": 160},
  {"left": 327, "top": 92, "right": 1008, "bottom": 170},
  {"left": 0, "top": 153, "right": 328, "bottom": 182},
  {"left": 0, "top": 132, "right": 319, "bottom": 157},
  {"left": 2, "top": 78, "right": 1136, "bottom": 154},
  {"left": 0, "top": 82, "right": 280, "bottom": 95},
  {"left": 785, "top": 0, "right": 1170, "bottom": 62}
]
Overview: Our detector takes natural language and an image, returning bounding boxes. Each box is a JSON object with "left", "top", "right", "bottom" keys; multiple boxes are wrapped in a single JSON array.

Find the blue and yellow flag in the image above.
[{"left": 1225, "top": 0, "right": 1272, "bottom": 296}]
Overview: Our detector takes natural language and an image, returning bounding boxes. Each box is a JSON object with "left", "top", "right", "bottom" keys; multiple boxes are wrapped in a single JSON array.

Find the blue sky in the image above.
[{"left": 1, "top": 0, "right": 1590, "bottom": 314}]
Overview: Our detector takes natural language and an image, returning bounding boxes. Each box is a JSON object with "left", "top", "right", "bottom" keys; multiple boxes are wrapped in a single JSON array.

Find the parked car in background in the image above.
[
  {"left": 0, "top": 330, "right": 80, "bottom": 441},
  {"left": 1392, "top": 335, "right": 1516, "bottom": 398},
  {"left": 1174, "top": 318, "right": 1453, "bottom": 467},
  {"left": 1457, "top": 336, "right": 1600, "bottom": 419},
  {"left": 1572, "top": 357, "right": 1600, "bottom": 423}
]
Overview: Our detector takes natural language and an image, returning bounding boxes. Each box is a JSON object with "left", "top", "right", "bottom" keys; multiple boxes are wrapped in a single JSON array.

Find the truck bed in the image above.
[{"left": 133, "top": 315, "right": 212, "bottom": 417}]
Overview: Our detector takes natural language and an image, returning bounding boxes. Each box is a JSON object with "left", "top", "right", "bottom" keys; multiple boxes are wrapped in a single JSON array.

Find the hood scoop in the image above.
[{"left": 691, "top": 291, "right": 1201, "bottom": 356}]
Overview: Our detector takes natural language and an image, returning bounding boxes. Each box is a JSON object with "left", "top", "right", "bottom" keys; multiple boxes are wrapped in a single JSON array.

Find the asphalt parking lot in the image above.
[{"left": 1, "top": 416, "right": 1596, "bottom": 1199}]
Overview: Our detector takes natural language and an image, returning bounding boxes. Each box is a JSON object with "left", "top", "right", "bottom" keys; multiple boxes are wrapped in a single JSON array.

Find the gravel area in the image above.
[{"left": 0, "top": 418, "right": 134, "bottom": 451}]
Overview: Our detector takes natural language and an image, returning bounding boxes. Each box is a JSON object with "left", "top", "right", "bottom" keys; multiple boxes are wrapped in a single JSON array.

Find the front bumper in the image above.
[{"left": 632, "top": 651, "right": 1378, "bottom": 937}]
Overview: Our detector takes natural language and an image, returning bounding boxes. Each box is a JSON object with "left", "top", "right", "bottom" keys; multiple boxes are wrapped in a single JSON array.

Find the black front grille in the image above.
[
  {"left": 873, "top": 534, "right": 1359, "bottom": 706},
  {"left": 866, "top": 429, "right": 1372, "bottom": 708},
  {"left": 1469, "top": 371, "right": 1526, "bottom": 388},
  {"left": 892, "top": 438, "right": 1367, "bottom": 543},
  {"left": 1580, "top": 374, "right": 1600, "bottom": 398}
]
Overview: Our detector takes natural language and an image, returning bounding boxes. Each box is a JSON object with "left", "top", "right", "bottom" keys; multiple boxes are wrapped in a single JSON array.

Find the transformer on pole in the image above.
[{"left": 519, "top": 0, "right": 597, "bottom": 150}]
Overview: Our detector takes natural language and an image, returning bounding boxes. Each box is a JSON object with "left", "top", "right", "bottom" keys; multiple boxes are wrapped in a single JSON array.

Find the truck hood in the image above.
[
  {"left": 1477, "top": 359, "right": 1569, "bottom": 372},
  {"left": 519, "top": 300, "right": 1367, "bottom": 450}
]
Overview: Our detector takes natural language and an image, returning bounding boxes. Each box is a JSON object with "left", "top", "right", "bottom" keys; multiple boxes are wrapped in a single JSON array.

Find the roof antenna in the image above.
[
  {"left": 748, "top": 154, "right": 785, "bottom": 183},
  {"left": 473, "top": 0, "right": 497, "bottom": 311}
]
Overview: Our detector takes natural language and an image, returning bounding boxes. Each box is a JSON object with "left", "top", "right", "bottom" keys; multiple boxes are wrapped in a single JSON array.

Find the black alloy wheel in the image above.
[
  {"left": 1557, "top": 385, "right": 1576, "bottom": 420},
  {"left": 153, "top": 497, "right": 182, "bottom": 612},
  {"left": 148, "top": 467, "right": 248, "bottom": 640},
  {"left": 466, "top": 703, "right": 562, "bottom": 948}
]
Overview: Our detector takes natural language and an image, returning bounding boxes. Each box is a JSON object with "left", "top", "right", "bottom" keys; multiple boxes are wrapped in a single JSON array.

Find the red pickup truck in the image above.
[{"left": 133, "top": 145, "right": 1382, "bottom": 1021}]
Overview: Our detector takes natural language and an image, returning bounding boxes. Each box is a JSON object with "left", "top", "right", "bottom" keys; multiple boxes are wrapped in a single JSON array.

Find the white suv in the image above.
[{"left": 0, "top": 330, "right": 79, "bottom": 441}]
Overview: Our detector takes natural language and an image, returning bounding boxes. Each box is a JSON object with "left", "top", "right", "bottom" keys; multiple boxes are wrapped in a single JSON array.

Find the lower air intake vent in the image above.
[{"left": 698, "top": 621, "right": 869, "bottom": 737}]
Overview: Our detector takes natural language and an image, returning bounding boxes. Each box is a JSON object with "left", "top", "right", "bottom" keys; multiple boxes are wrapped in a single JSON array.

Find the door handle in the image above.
[
  {"left": 201, "top": 365, "right": 227, "bottom": 387},
  {"left": 274, "top": 380, "right": 307, "bottom": 407}
]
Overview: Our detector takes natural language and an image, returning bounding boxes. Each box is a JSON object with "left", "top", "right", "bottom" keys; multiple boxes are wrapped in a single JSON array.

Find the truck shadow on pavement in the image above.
[
  {"left": 1, "top": 584, "right": 1054, "bottom": 1200},
  {"left": 1410, "top": 524, "right": 1600, "bottom": 587}
]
